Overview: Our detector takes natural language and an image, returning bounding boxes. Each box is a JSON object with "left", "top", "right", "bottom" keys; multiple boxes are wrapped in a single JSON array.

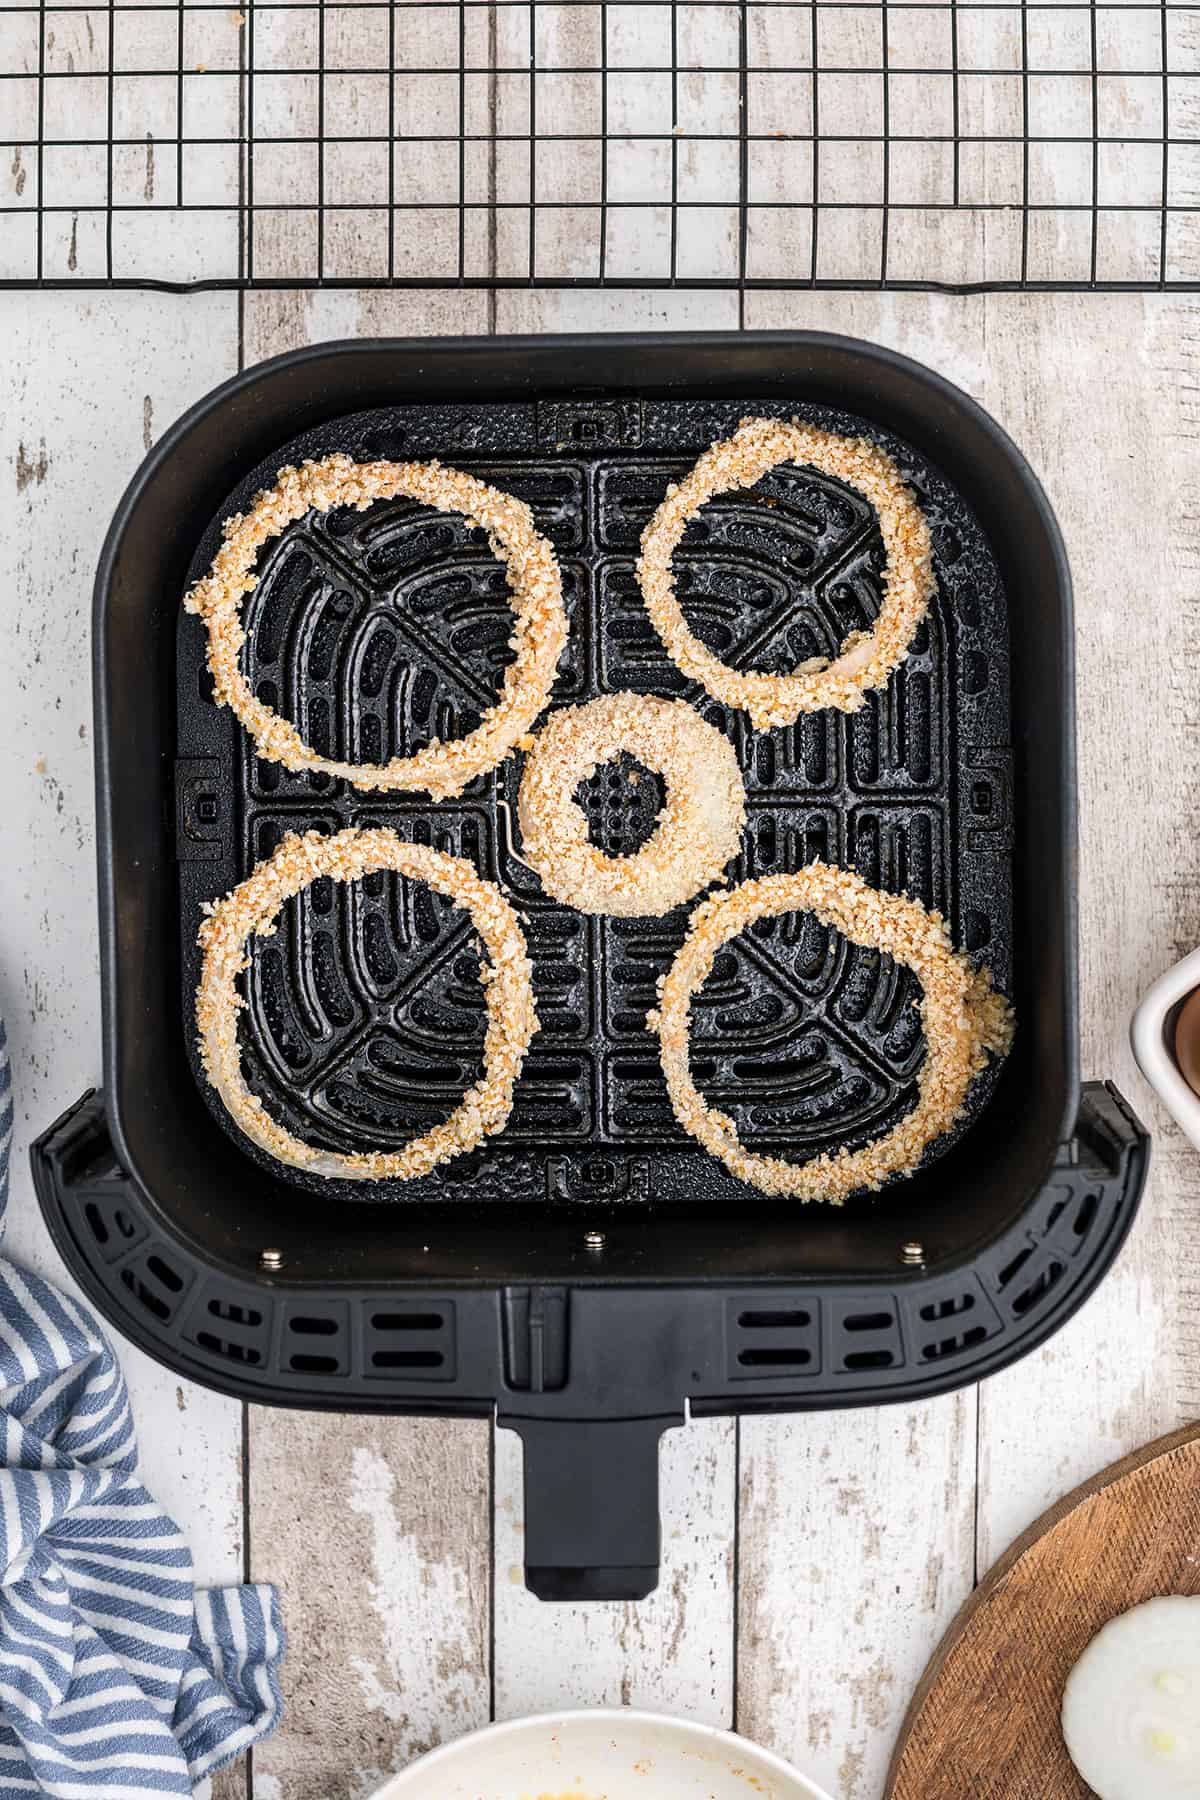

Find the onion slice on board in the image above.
[{"left": 1062, "top": 1595, "right": 1200, "bottom": 1798}]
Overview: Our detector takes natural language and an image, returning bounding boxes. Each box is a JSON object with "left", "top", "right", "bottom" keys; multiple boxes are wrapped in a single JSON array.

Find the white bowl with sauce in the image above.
[
  {"left": 1131, "top": 945, "right": 1200, "bottom": 1148},
  {"left": 370, "top": 1708, "right": 833, "bottom": 1800}
]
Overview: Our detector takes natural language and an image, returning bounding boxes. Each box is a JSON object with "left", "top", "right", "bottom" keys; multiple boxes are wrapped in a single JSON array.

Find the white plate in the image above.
[
  {"left": 370, "top": 1708, "right": 833, "bottom": 1799},
  {"left": 1131, "top": 944, "right": 1200, "bottom": 1148}
]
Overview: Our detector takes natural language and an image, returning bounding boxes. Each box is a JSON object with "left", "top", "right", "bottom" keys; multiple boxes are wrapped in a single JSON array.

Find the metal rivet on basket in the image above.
[
  {"left": 583, "top": 1230, "right": 606, "bottom": 1253},
  {"left": 258, "top": 1247, "right": 286, "bottom": 1272},
  {"left": 900, "top": 1240, "right": 926, "bottom": 1266}
]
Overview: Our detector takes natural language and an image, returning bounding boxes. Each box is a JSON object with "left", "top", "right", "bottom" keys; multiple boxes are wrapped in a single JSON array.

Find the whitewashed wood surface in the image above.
[{"left": 1, "top": 7, "right": 1199, "bottom": 1796}]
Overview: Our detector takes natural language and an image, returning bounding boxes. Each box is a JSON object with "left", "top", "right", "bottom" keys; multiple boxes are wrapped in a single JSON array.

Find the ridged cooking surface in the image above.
[{"left": 177, "top": 399, "right": 1011, "bottom": 1204}]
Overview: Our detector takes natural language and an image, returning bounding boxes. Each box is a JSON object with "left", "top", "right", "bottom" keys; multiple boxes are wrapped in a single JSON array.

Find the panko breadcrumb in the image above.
[
  {"left": 196, "top": 827, "right": 538, "bottom": 1181},
  {"left": 517, "top": 691, "right": 746, "bottom": 917},
  {"left": 650, "top": 863, "right": 1013, "bottom": 1203},
  {"left": 185, "top": 453, "right": 568, "bottom": 798},
  {"left": 637, "top": 417, "right": 936, "bottom": 729}
]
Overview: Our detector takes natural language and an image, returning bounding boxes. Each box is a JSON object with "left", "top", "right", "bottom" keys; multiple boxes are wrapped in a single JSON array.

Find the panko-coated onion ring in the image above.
[
  {"left": 517, "top": 691, "right": 747, "bottom": 917},
  {"left": 185, "top": 453, "right": 569, "bottom": 798},
  {"left": 649, "top": 863, "right": 1012, "bottom": 1202},
  {"left": 637, "top": 417, "right": 937, "bottom": 729},
  {"left": 196, "top": 827, "right": 538, "bottom": 1181}
]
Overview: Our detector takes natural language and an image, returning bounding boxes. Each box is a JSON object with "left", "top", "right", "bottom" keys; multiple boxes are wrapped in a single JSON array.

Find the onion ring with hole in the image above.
[
  {"left": 185, "top": 452, "right": 569, "bottom": 798},
  {"left": 196, "top": 827, "right": 538, "bottom": 1180},
  {"left": 637, "top": 416, "right": 937, "bottom": 729},
  {"left": 649, "top": 863, "right": 1012, "bottom": 1202},
  {"left": 517, "top": 691, "right": 747, "bottom": 917}
]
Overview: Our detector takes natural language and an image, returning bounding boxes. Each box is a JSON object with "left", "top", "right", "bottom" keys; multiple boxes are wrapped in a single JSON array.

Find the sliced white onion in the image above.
[{"left": 1062, "top": 1595, "right": 1200, "bottom": 1798}]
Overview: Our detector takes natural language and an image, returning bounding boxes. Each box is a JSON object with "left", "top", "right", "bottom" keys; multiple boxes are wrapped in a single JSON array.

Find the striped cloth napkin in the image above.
[{"left": 0, "top": 1012, "right": 285, "bottom": 1798}]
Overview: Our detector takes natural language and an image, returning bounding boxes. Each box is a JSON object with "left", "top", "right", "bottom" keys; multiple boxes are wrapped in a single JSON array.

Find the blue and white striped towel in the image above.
[{"left": 0, "top": 1012, "right": 285, "bottom": 1797}]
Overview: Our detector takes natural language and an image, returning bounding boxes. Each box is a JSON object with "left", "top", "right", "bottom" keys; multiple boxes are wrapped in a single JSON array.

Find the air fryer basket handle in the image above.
[
  {"left": 34, "top": 1083, "right": 1148, "bottom": 1606},
  {"left": 503, "top": 1415, "right": 678, "bottom": 1603}
]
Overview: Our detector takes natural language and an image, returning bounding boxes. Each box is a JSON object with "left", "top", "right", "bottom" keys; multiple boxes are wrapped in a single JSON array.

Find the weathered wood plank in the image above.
[
  {"left": 0, "top": 287, "right": 244, "bottom": 1569},
  {"left": 487, "top": 0, "right": 741, "bottom": 1730},
  {"left": 492, "top": 1414, "right": 736, "bottom": 1723},
  {"left": 972, "top": 292, "right": 1200, "bottom": 1564},
  {"left": 247, "top": 1412, "right": 492, "bottom": 1800},
  {"left": 240, "top": 39, "right": 499, "bottom": 1800},
  {"left": 734, "top": 286, "right": 1198, "bottom": 1795},
  {"left": 241, "top": 286, "right": 490, "bottom": 365},
  {"left": 240, "top": 272, "right": 493, "bottom": 1800},
  {"left": 494, "top": 285, "right": 741, "bottom": 334},
  {"left": 209, "top": 1762, "right": 251, "bottom": 1800},
  {"left": 731, "top": 290, "right": 987, "bottom": 1800},
  {"left": 739, "top": 1394, "right": 976, "bottom": 1800},
  {"left": 0, "top": 289, "right": 247, "bottom": 1800},
  {"left": 485, "top": 262, "right": 737, "bottom": 1704}
]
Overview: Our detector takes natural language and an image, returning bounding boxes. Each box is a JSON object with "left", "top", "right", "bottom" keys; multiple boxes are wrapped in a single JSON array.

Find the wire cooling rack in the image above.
[{"left": 1, "top": 0, "right": 1198, "bottom": 290}]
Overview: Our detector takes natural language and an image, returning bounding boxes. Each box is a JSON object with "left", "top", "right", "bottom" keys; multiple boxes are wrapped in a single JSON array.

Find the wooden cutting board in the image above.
[{"left": 886, "top": 1422, "right": 1200, "bottom": 1799}]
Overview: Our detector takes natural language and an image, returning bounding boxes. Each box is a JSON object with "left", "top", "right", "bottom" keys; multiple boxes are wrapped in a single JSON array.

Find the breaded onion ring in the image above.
[
  {"left": 517, "top": 691, "right": 746, "bottom": 918},
  {"left": 196, "top": 827, "right": 537, "bottom": 1181},
  {"left": 649, "top": 863, "right": 1012, "bottom": 1202},
  {"left": 637, "top": 417, "right": 937, "bottom": 729},
  {"left": 185, "top": 453, "right": 569, "bottom": 798}
]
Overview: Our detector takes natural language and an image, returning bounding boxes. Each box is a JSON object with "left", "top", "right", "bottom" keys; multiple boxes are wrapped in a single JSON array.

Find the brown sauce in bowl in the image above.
[{"left": 1175, "top": 988, "right": 1200, "bottom": 1096}]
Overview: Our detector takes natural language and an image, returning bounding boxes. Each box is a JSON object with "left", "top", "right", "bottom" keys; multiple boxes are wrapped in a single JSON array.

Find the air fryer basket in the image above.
[
  {"left": 178, "top": 394, "right": 1010, "bottom": 1195},
  {"left": 34, "top": 333, "right": 1148, "bottom": 1601}
]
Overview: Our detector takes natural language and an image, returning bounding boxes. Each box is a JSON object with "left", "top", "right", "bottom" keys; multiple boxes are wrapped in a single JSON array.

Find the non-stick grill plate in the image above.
[{"left": 176, "top": 396, "right": 1011, "bottom": 1206}]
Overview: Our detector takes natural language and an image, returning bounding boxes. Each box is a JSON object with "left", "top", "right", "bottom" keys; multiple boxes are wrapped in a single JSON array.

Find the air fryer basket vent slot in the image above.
[
  {"left": 915, "top": 1287, "right": 998, "bottom": 1363},
  {"left": 843, "top": 1349, "right": 896, "bottom": 1370},
  {"left": 362, "top": 1299, "right": 458, "bottom": 1383},
  {"left": 372, "top": 1350, "right": 444, "bottom": 1370},
  {"left": 1010, "top": 1261, "right": 1068, "bottom": 1317},
  {"left": 121, "top": 1268, "right": 170, "bottom": 1321},
  {"left": 1074, "top": 1194, "right": 1100, "bottom": 1238},
  {"left": 147, "top": 1255, "right": 183, "bottom": 1293},
  {"left": 727, "top": 1296, "right": 821, "bottom": 1379},
  {"left": 998, "top": 1246, "right": 1034, "bottom": 1289},
  {"left": 119, "top": 1252, "right": 189, "bottom": 1322},
  {"left": 919, "top": 1293, "right": 975, "bottom": 1323},
  {"left": 81, "top": 1192, "right": 144, "bottom": 1263},
  {"left": 185, "top": 1283, "right": 271, "bottom": 1370},
  {"left": 209, "top": 1299, "right": 262, "bottom": 1327},
  {"left": 831, "top": 1296, "right": 903, "bottom": 1372},
  {"left": 738, "top": 1309, "right": 811, "bottom": 1330},
  {"left": 922, "top": 1327, "right": 989, "bottom": 1362},
  {"left": 196, "top": 1331, "right": 262, "bottom": 1367}
]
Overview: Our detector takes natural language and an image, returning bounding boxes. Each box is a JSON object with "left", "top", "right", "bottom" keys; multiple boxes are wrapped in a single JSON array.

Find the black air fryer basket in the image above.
[{"left": 34, "top": 333, "right": 1148, "bottom": 1601}]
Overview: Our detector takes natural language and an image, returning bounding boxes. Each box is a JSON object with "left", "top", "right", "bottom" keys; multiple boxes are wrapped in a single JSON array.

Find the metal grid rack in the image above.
[{"left": 2, "top": 0, "right": 1198, "bottom": 291}]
